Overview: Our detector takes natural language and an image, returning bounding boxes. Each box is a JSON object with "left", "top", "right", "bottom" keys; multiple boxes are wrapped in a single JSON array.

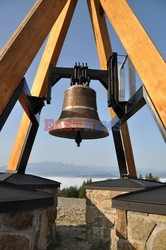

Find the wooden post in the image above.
[
  {"left": 87, "top": 0, "right": 137, "bottom": 177},
  {"left": 7, "top": 0, "right": 77, "bottom": 172},
  {"left": 0, "top": 0, "right": 67, "bottom": 118},
  {"left": 100, "top": 0, "right": 166, "bottom": 129}
]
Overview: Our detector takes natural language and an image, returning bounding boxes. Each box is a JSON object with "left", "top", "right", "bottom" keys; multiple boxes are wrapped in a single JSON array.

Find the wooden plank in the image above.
[
  {"left": 0, "top": 0, "right": 67, "bottom": 118},
  {"left": 7, "top": 0, "right": 77, "bottom": 172},
  {"left": 121, "top": 122, "right": 136, "bottom": 176},
  {"left": 87, "top": 0, "right": 137, "bottom": 177},
  {"left": 7, "top": 113, "right": 31, "bottom": 172},
  {"left": 87, "top": 0, "right": 112, "bottom": 68},
  {"left": 100, "top": 0, "right": 166, "bottom": 129},
  {"left": 31, "top": 0, "right": 78, "bottom": 97}
]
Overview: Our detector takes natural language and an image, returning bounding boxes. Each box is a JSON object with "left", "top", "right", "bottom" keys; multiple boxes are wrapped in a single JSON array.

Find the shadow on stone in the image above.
[
  {"left": 85, "top": 193, "right": 137, "bottom": 250},
  {"left": 49, "top": 225, "right": 92, "bottom": 250}
]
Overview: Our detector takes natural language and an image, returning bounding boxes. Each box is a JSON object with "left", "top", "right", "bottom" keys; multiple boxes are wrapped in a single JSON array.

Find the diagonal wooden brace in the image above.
[
  {"left": 7, "top": 0, "right": 77, "bottom": 172},
  {"left": 100, "top": 0, "right": 166, "bottom": 132},
  {"left": 87, "top": 0, "right": 136, "bottom": 177}
]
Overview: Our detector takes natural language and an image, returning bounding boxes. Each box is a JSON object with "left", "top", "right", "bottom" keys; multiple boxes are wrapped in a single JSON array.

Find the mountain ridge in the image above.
[{"left": 0, "top": 161, "right": 165, "bottom": 178}]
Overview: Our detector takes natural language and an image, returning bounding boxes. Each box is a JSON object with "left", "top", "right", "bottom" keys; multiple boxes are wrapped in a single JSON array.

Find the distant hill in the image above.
[
  {"left": 0, "top": 161, "right": 165, "bottom": 178},
  {"left": 0, "top": 162, "right": 118, "bottom": 178},
  {"left": 26, "top": 161, "right": 119, "bottom": 178}
]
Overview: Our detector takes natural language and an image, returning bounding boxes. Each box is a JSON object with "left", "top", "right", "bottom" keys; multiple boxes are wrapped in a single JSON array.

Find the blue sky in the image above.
[{"left": 0, "top": 0, "right": 165, "bottom": 173}]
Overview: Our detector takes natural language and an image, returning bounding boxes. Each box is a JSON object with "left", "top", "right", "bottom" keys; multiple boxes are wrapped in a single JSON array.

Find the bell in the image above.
[{"left": 49, "top": 84, "right": 109, "bottom": 146}]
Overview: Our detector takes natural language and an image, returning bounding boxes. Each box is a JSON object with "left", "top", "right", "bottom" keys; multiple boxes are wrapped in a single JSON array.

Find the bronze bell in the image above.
[{"left": 49, "top": 84, "right": 109, "bottom": 146}]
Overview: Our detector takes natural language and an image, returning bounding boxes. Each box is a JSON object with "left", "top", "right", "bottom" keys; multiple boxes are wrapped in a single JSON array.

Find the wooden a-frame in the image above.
[{"left": 1, "top": 0, "right": 165, "bottom": 176}]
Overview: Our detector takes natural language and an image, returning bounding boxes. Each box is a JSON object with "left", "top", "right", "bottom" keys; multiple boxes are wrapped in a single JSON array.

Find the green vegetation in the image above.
[
  {"left": 58, "top": 173, "right": 160, "bottom": 199},
  {"left": 58, "top": 178, "right": 92, "bottom": 198},
  {"left": 139, "top": 173, "right": 160, "bottom": 181}
]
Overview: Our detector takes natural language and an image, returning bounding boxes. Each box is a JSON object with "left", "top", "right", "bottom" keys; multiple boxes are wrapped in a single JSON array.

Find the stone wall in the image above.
[
  {"left": 0, "top": 188, "right": 58, "bottom": 250},
  {"left": 0, "top": 206, "right": 57, "bottom": 250},
  {"left": 86, "top": 189, "right": 166, "bottom": 250},
  {"left": 115, "top": 210, "right": 166, "bottom": 250},
  {"left": 86, "top": 189, "right": 126, "bottom": 249}
]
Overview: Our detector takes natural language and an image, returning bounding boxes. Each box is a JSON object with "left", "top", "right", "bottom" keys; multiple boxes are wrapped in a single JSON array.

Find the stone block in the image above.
[
  {"left": 47, "top": 207, "right": 57, "bottom": 222},
  {"left": 116, "top": 209, "right": 127, "bottom": 239},
  {"left": 128, "top": 212, "right": 156, "bottom": 242},
  {"left": 96, "top": 215, "right": 104, "bottom": 227},
  {"left": 0, "top": 234, "right": 30, "bottom": 250},
  {"left": 108, "top": 191, "right": 124, "bottom": 199},
  {"left": 4, "top": 211, "right": 33, "bottom": 230},
  {"left": 93, "top": 236, "right": 109, "bottom": 250},
  {"left": 110, "top": 228, "right": 117, "bottom": 250},
  {"left": 93, "top": 226, "right": 101, "bottom": 237},
  {"left": 147, "top": 225, "right": 166, "bottom": 250},
  {"left": 37, "top": 209, "right": 48, "bottom": 249},
  {"left": 105, "top": 214, "right": 115, "bottom": 227},
  {"left": 85, "top": 225, "right": 93, "bottom": 242},
  {"left": 86, "top": 206, "right": 97, "bottom": 224},
  {"left": 132, "top": 241, "right": 146, "bottom": 250},
  {"left": 86, "top": 197, "right": 92, "bottom": 206},
  {"left": 101, "top": 227, "right": 110, "bottom": 238},
  {"left": 103, "top": 217, "right": 113, "bottom": 229},
  {"left": 117, "top": 239, "right": 134, "bottom": 250},
  {"left": 86, "top": 189, "right": 93, "bottom": 195},
  {"left": 148, "top": 214, "right": 166, "bottom": 223},
  {"left": 94, "top": 191, "right": 110, "bottom": 202},
  {"left": 128, "top": 211, "right": 148, "bottom": 217},
  {"left": 100, "top": 200, "right": 112, "bottom": 211},
  {"left": 152, "top": 229, "right": 166, "bottom": 250}
]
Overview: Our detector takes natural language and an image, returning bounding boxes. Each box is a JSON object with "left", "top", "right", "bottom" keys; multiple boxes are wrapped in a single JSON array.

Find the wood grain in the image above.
[
  {"left": 100, "top": 0, "right": 166, "bottom": 128},
  {"left": 7, "top": 0, "right": 77, "bottom": 171},
  {"left": 87, "top": 0, "right": 136, "bottom": 177},
  {"left": 0, "top": 0, "right": 67, "bottom": 117}
]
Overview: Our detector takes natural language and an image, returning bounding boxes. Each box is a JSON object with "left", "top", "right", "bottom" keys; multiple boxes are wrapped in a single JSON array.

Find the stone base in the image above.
[
  {"left": 86, "top": 189, "right": 126, "bottom": 249},
  {"left": 0, "top": 206, "right": 57, "bottom": 250},
  {"left": 0, "top": 173, "right": 60, "bottom": 250},
  {"left": 85, "top": 180, "right": 166, "bottom": 250}
]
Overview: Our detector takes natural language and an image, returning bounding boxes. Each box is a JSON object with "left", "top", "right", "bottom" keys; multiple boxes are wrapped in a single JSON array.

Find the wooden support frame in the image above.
[
  {"left": 87, "top": 0, "right": 137, "bottom": 177},
  {"left": 2, "top": 0, "right": 165, "bottom": 176},
  {"left": 100, "top": 0, "right": 166, "bottom": 130},
  {"left": 0, "top": 0, "right": 67, "bottom": 118},
  {"left": 7, "top": 0, "right": 77, "bottom": 172}
]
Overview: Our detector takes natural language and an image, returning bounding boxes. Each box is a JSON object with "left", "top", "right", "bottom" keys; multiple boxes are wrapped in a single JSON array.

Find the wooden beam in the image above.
[
  {"left": 0, "top": 0, "right": 67, "bottom": 118},
  {"left": 121, "top": 122, "right": 136, "bottom": 176},
  {"left": 87, "top": 0, "right": 137, "bottom": 177},
  {"left": 7, "top": 0, "right": 77, "bottom": 172},
  {"left": 100, "top": 0, "right": 166, "bottom": 129},
  {"left": 31, "top": 0, "right": 78, "bottom": 97},
  {"left": 87, "top": 0, "right": 112, "bottom": 68}
]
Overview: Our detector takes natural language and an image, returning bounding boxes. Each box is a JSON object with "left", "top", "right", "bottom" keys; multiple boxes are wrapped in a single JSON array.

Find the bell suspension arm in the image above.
[{"left": 47, "top": 63, "right": 109, "bottom": 101}]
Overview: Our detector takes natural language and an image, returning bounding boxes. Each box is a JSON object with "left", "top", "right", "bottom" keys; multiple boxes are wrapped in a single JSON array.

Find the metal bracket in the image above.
[
  {"left": 46, "top": 54, "right": 166, "bottom": 177},
  {"left": 70, "top": 63, "right": 90, "bottom": 86},
  {"left": 27, "top": 96, "right": 45, "bottom": 114},
  {"left": 107, "top": 53, "right": 128, "bottom": 118},
  {"left": 47, "top": 53, "right": 128, "bottom": 119},
  {"left": 48, "top": 63, "right": 109, "bottom": 100},
  {"left": 0, "top": 78, "right": 42, "bottom": 131}
]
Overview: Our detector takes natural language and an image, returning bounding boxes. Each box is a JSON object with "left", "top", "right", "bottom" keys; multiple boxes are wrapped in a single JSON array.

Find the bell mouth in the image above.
[{"left": 49, "top": 118, "right": 109, "bottom": 140}]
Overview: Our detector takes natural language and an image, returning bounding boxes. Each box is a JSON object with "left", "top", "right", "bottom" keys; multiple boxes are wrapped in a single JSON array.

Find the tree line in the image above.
[
  {"left": 58, "top": 173, "right": 160, "bottom": 198},
  {"left": 58, "top": 178, "right": 92, "bottom": 198}
]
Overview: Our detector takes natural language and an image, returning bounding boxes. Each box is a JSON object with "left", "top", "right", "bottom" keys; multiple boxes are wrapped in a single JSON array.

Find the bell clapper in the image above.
[{"left": 75, "top": 131, "right": 82, "bottom": 147}]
